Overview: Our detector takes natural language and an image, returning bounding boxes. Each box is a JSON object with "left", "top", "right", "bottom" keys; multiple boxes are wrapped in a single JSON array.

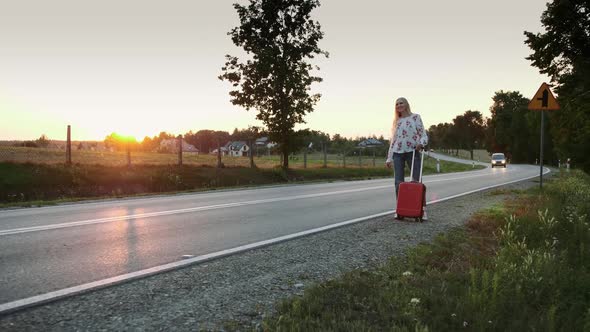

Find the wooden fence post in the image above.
[
  {"left": 126, "top": 141, "right": 131, "bottom": 167},
  {"left": 66, "top": 125, "right": 72, "bottom": 166},
  {"left": 323, "top": 142, "right": 327, "bottom": 168},
  {"left": 217, "top": 139, "right": 222, "bottom": 168},
  {"left": 178, "top": 135, "right": 183, "bottom": 166},
  {"left": 249, "top": 139, "right": 255, "bottom": 168},
  {"left": 358, "top": 149, "right": 362, "bottom": 167}
]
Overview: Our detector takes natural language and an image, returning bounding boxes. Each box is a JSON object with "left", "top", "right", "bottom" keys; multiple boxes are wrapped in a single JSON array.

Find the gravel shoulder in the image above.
[{"left": 0, "top": 178, "right": 544, "bottom": 331}]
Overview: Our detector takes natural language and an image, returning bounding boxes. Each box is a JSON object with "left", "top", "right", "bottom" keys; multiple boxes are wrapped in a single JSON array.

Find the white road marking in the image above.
[
  {"left": 0, "top": 184, "right": 393, "bottom": 236},
  {"left": 0, "top": 210, "right": 394, "bottom": 315},
  {"left": 0, "top": 167, "right": 539, "bottom": 236}
]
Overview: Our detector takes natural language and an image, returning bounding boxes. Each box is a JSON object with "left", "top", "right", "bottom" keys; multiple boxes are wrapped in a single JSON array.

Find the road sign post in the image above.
[
  {"left": 539, "top": 111, "right": 545, "bottom": 189},
  {"left": 528, "top": 82, "right": 560, "bottom": 190}
]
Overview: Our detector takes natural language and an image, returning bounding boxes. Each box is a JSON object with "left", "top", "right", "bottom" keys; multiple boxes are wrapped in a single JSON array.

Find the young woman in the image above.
[{"left": 385, "top": 97, "right": 428, "bottom": 220}]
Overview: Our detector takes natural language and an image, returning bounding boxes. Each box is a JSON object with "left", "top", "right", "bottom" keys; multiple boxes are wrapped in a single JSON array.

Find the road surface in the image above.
[{"left": 0, "top": 162, "right": 547, "bottom": 311}]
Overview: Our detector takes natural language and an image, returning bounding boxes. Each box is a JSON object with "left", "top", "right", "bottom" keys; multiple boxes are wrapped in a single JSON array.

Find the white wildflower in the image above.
[
  {"left": 402, "top": 271, "right": 413, "bottom": 277},
  {"left": 463, "top": 321, "right": 468, "bottom": 327},
  {"left": 451, "top": 313, "right": 456, "bottom": 317},
  {"left": 410, "top": 298, "right": 420, "bottom": 305}
]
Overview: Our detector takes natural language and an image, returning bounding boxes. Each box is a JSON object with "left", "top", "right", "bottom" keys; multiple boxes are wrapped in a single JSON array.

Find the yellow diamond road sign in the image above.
[{"left": 528, "top": 82, "right": 560, "bottom": 111}]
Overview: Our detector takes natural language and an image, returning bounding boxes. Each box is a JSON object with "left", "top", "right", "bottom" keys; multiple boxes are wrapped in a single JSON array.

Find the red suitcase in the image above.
[{"left": 396, "top": 150, "right": 426, "bottom": 222}]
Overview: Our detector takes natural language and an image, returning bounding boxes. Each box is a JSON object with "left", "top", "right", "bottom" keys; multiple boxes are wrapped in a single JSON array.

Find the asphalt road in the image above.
[{"left": 0, "top": 161, "right": 546, "bottom": 306}]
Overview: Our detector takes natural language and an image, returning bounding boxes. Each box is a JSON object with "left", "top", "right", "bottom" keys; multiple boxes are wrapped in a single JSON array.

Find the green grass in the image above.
[
  {"left": 261, "top": 171, "right": 590, "bottom": 331},
  {"left": 0, "top": 146, "right": 393, "bottom": 168},
  {"left": 0, "top": 146, "right": 488, "bottom": 170},
  {"left": 436, "top": 149, "right": 491, "bottom": 162},
  {"left": 0, "top": 154, "right": 481, "bottom": 205}
]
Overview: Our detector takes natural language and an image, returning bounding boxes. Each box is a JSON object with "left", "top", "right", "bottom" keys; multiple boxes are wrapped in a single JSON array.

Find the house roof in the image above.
[
  {"left": 224, "top": 141, "right": 249, "bottom": 150},
  {"left": 160, "top": 138, "right": 199, "bottom": 152},
  {"left": 255, "top": 137, "right": 269, "bottom": 145},
  {"left": 358, "top": 138, "right": 384, "bottom": 147}
]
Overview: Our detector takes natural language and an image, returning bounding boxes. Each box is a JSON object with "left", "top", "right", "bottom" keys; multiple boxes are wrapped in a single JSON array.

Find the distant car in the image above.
[{"left": 491, "top": 153, "right": 507, "bottom": 168}]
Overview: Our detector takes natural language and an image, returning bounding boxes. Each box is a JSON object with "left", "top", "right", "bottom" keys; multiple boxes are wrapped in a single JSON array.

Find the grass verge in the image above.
[{"left": 262, "top": 170, "right": 590, "bottom": 331}]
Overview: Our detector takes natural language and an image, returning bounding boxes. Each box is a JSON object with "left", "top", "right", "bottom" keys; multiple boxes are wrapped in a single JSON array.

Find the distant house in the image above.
[
  {"left": 210, "top": 147, "right": 229, "bottom": 156},
  {"left": 224, "top": 141, "right": 250, "bottom": 157},
  {"left": 72, "top": 141, "right": 103, "bottom": 151},
  {"left": 358, "top": 138, "right": 384, "bottom": 148},
  {"left": 255, "top": 137, "right": 277, "bottom": 149},
  {"left": 159, "top": 139, "right": 199, "bottom": 154}
]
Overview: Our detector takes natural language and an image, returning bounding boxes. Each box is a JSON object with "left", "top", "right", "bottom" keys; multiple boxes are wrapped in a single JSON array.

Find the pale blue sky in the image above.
[{"left": 0, "top": 0, "right": 550, "bottom": 141}]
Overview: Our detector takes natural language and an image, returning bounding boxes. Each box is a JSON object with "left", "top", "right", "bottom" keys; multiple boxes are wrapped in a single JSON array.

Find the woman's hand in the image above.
[
  {"left": 416, "top": 144, "right": 424, "bottom": 151},
  {"left": 386, "top": 161, "right": 392, "bottom": 168}
]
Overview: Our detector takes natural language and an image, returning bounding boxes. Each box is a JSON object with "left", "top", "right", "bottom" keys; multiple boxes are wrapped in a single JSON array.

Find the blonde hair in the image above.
[{"left": 390, "top": 97, "right": 412, "bottom": 143}]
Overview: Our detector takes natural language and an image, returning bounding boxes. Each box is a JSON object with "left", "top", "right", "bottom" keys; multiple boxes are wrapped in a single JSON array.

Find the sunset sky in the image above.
[{"left": 1, "top": 0, "right": 550, "bottom": 141}]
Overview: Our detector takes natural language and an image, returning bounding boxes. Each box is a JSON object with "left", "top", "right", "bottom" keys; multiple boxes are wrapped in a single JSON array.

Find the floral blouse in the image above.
[{"left": 386, "top": 113, "right": 428, "bottom": 162}]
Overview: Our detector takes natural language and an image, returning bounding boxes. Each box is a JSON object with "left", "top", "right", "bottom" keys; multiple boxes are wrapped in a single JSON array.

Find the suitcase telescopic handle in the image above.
[{"left": 410, "top": 148, "right": 425, "bottom": 183}]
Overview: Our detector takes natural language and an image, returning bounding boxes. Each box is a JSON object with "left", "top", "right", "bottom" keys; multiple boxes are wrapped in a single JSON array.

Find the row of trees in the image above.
[
  {"left": 103, "top": 127, "right": 388, "bottom": 157},
  {"left": 431, "top": 0, "right": 588, "bottom": 171},
  {"left": 428, "top": 91, "right": 557, "bottom": 164},
  {"left": 433, "top": 0, "right": 589, "bottom": 170}
]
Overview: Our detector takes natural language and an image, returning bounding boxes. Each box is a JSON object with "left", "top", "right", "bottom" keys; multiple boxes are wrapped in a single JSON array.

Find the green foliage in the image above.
[
  {"left": 524, "top": 0, "right": 589, "bottom": 84},
  {"left": 36, "top": 134, "right": 50, "bottom": 148},
  {"left": 427, "top": 111, "right": 485, "bottom": 159},
  {"left": 219, "top": 0, "right": 328, "bottom": 168},
  {"left": 525, "top": 0, "right": 590, "bottom": 172},
  {"left": 452, "top": 110, "right": 486, "bottom": 152},
  {"left": 427, "top": 122, "right": 453, "bottom": 151},
  {"left": 486, "top": 90, "right": 553, "bottom": 163},
  {"left": 103, "top": 132, "right": 139, "bottom": 152}
]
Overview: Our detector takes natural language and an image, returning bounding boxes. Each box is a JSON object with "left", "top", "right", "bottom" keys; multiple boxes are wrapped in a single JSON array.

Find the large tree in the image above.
[
  {"left": 427, "top": 123, "right": 454, "bottom": 152},
  {"left": 524, "top": 0, "right": 590, "bottom": 171},
  {"left": 219, "top": 0, "right": 328, "bottom": 168},
  {"left": 450, "top": 110, "right": 486, "bottom": 160},
  {"left": 487, "top": 91, "right": 527, "bottom": 155}
]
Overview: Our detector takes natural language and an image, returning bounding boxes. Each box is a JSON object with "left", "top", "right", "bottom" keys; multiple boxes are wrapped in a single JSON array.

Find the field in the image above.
[
  {"left": 436, "top": 149, "right": 491, "bottom": 162},
  {"left": 0, "top": 146, "right": 409, "bottom": 169},
  {"left": 0, "top": 145, "right": 483, "bottom": 205}
]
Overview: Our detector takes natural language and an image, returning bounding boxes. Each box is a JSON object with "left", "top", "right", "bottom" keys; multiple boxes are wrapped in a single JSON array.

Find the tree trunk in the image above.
[{"left": 282, "top": 149, "right": 289, "bottom": 169}]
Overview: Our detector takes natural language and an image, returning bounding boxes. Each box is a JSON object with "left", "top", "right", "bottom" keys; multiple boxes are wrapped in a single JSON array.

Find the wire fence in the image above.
[
  {"left": 0, "top": 127, "right": 387, "bottom": 169},
  {"left": 0, "top": 146, "right": 387, "bottom": 168}
]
